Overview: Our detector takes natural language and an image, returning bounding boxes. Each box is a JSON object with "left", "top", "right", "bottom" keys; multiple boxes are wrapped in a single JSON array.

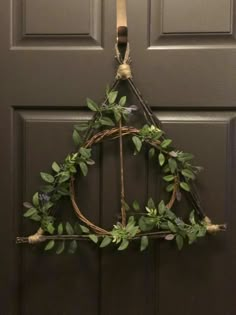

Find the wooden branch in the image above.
[{"left": 16, "top": 231, "right": 171, "bottom": 244}]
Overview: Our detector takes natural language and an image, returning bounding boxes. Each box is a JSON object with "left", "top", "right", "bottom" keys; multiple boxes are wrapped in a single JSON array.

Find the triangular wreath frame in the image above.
[{"left": 16, "top": 42, "right": 226, "bottom": 253}]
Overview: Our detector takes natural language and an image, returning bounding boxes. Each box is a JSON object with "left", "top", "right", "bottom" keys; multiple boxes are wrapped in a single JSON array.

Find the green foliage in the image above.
[
  {"left": 88, "top": 234, "right": 98, "bottom": 244},
  {"left": 158, "top": 153, "right": 165, "bottom": 166},
  {"left": 138, "top": 200, "right": 207, "bottom": 250},
  {"left": 148, "top": 147, "right": 155, "bottom": 158},
  {"left": 87, "top": 98, "right": 99, "bottom": 111},
  {"left": 132, "top": 136, "right": 142, "bottom": 152},
  {"left": 22, "top": 89, "right": 206, "bottom": 254},
  {"left": 68, "top": 240, "right": 77, "bottom": 254},
  {"left": 44, "top": 240, "right": 55, "bottom": 251},
  {"left": 40, "top": 172, "right": 54, "bottom": 183},
  {"left": 161, "top": 139, "right": 172, "bottom": 148},
  {"left": 56, "top": 241, "right": 65, "bottom": 254},
  {"left": 132, "top": 200, "right": 140, "bottom": 211},
  {"left": 118, "top": 239, "right": 129, "bottom": 251},
  {"left": 163, "top": 175, "right": 175, "bottom": 182},
  {"left": 111, "top": 217, "right": 140, "bottom": 250},
  {"left": 180, "top": 182, "right": 190, "bottom": 192},
  {"left": 140, "top": 236, "right": 149, "bottom": 251},
  {"left": 72, "top": 130, "right": 82, "bottom": 146},
  {"left": 100, "top": 236, "right": 112, "bottom": 248}
]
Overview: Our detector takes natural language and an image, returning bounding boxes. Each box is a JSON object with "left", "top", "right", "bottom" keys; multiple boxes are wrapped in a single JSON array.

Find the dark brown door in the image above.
[{"left": 0, "top": 0, "right": 235, "bottom": 314}]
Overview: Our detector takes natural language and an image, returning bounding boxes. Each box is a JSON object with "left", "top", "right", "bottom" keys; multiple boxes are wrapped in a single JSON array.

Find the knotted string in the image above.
[
  {"left": 28, "top": 227, "right": 44, "bottom": 244},
  {"left": 203, "top": 216, "right": 226, "bottom": 233},
  {"left": 115, "top": 42, "right": 132, "bottom": 80}
]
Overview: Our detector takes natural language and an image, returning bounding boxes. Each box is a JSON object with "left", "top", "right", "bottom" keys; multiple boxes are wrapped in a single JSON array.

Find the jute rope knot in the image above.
[
  {"left": 115, "top": 42, "right": 132, "bottom": 80},
  {"left": 203, "top": 216, "right": 226, "bottom": 234},
  {"left": 28, "top": 227, "right": 44, "bottom": 244},
  {"left": 116, "top": 64, "right": 132, "bottom": 80}
]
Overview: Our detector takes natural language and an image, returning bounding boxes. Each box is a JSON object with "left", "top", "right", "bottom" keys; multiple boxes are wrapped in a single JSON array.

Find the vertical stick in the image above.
[{"left": 119, "top": 119, "right": 126, "bottom": 226}]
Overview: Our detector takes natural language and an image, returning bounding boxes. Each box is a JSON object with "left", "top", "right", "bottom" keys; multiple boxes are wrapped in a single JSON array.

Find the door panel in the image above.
[{"left": 128, "top": 0, "right": 236, "bottom": 107}]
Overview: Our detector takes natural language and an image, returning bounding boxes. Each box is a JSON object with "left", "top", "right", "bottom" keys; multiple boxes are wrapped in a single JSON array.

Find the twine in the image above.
[
  {"left": 28, "top": 227, "right": 44, "bottom": 244},
  {"left": 203, "top": 216, "right": 226, "bottom": 234},
  {"left": 115, "top": 42, "right": 132, "bottom": 80}
]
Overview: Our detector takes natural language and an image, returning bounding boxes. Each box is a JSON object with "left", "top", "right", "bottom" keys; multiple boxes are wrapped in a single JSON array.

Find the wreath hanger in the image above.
[{"left": 16, "top": 5, "right": 226, "bottom": 253}]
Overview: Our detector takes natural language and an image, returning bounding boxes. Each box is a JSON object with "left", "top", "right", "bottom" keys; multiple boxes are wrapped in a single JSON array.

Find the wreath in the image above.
[{"left": 17, "top": 44, "right": 226, "bottom": 254}]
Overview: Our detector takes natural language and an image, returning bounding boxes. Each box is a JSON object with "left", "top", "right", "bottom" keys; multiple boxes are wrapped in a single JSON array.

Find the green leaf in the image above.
[
  {"left": 114, "top": 110, "right": 121, "bottom": 122},
  {"left": 178, "top": 152, "right": 194, "bottom": 162},
  {"left": 181, "top": 169, "right": 195, "bottom": 180},
  {"left": 58, "top": 173, "right": 70, "bottom": 184},
  {"left": 72, "top": 130, "right": 82, "bottom": 146},
  {"left": 166, "top": 209, "right": 177, "bottom": 220},
  {"left": 108, "top": 91, "right": 118, "bottom": 104},
  {"left": 189, "top": 211, "right": 196, "bottom": 225},
  {"left": 73, "top": 222, "right": 82, "bottom": 234},
  {"left": 23, "top": 202, "right": 33, "bottom": 209},
  {"left": 100, "top": 236, "right": 112, "bottom": 248},
  {"left": 80, "top": 225, "right": 90, "bottom": 234},
  {"left": 74, "top": 123, "right": 88, "bottom": 132},
  {"left": 47, "top": 223, "right": 55, "bottom": 235},
  {"left": 165, "top": 234, "right": 175, "bottom": 241},
  {"left": 32, "top": 192, "right": 39, "bottom": 207},
  {"left": 180, "top": 182, "right": 190, "bottom": 192},
  {"left": 52, "top": 161, "right": 60, "bottom": 173},
  {"left": 79, "top": 162, "right": 88, "bottom": 176},
  {"left": 167, "top": 221, "right": 177, "bottom": 233},
  {"left": 57, "top": 186, "right": 70, "bottom": 196},
  {"left": 147, "top": 198, "right": 155, "bottom": 209},
  {"left": 161, "top": 139, "right": 172, "bottom": 148},
  {"left": 176, "top": 235, "right": 184, "bottom": 250},
  {"left": 68, "top": 240, "right": 77, "bottom": 254},
  {"left": 158, "top": 200, "right": 166, "bottom": 215},
  {"left": 118, "top": 239, "right": 129, "bottom": 251},
  {"left": 79, "top": 147, "right": 91, "bottom": 159},
  {"left": 187, "top": 232, "right": 197, "bottom": 244},
  {"left": 100, "top": 117, "right": 115, "bottom": 126},
  {"left": 132, "top": 200, "right": 140, "bottom": 211},
  {"left": 44, "top": 240, "right": 55, "bottom": 251},
  {"left": 158, "top": 153, "right": 165, "bottom": 166},
  {"left": 169, "top": 151, "right": 178, "bottom": 157},
  {"left": 86, "top": 159, "right": 95, "bottom": 166},
  {"left": 41, "top": 185, "right": 54, "bottom": 193},
  {"left": 58, "top": 223, "right": 63, "bottom": 235},
  {"left": 139, "top": 216, "right": 155, "bottom": 232},
  {"left": 119, "top": 96, "right": 126, "bottom": 106},
  {"left": 166, "top": 183, "right": 174, "bottom": 192},
  {"left": 197, "top": 226, "right": 207, "bottom": 238},
  {"left": 87, "top": 98, "right": 99, "bottom": 111},
  {"left": 140, "top": 236, "right": 149, "bottom": 251},
  {"left": 30, "top": 213, "right": 41, "bottom": 221},
  {"left": 40, "top": 172, "right": 54, "bottom": 184},
  {"left": 43, "top": 201, "right": 54, "bottom": 211},
  {"left": 132, "top": 136, "right": 142, "bottom": 152},
  {"left": 23, "top": 208, "right": 37, "bottom": 218},
  {"left": 168, "top": 158, "right": 177, "bottom": 174},
  {"left": 148, "top": 148, "right": 155, "bottom": 158},
  {"left": 163, "top": 175, "right": 175, "bottom": 182},
  {"left": 56, "top": 241, "right": 65, "bottom": 254},
  {"left": 65, "top": 222, "right": 74, "bottom": 235},
  {"left": 88, "top": 234, "right": 98, "bottom": 244},
  {"left": 122, "top": 201, "right": 130, "bottom": 211}
]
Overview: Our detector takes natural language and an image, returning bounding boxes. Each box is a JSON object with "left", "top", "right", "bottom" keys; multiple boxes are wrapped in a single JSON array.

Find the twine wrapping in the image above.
[
  {"left": 115, "top": 42, "right": 132, "bottom": 80},
  {"left": 203, "top": 216, "right": 226, "bottom": 234},
  {"left": 28, "top": 227, "right": 44, "bottom": 244}
]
